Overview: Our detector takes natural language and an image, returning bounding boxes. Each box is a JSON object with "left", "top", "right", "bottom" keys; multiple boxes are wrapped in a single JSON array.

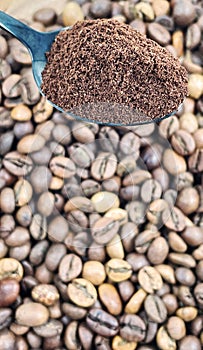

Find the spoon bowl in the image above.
[{"left": 0, "top": 11, "right": 178, "bottom": 126}]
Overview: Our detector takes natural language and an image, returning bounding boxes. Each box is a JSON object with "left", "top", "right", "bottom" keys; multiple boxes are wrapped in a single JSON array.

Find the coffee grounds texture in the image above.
[{"left": 41, "top": 19, "right": 188, "bottom": 125}]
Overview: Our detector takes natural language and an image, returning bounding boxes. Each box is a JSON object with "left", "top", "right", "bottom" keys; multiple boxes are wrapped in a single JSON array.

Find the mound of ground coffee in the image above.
[{"left": 41, "top": 19, "right": 188, "bottom": 125}]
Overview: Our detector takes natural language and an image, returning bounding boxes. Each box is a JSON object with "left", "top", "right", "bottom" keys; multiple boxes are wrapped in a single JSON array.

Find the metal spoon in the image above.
[{"left": 0, "top": 11, "right": 179, "bottom": 126}]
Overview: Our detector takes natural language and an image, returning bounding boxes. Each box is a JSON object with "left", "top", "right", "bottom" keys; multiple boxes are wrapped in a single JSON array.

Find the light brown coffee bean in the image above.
[
  {"left": 106, "top": 234, "right": 124, "bottom": 259},
  {"left": 162, "top": 207, "right": 186, "bottom": 232},
  {"left": 112, "top": 335, "right": 137, "bottom": 350},
  {"left": 176, "top": 307, "right": 198, "bottom": 322},
  {"left": 67, "top": 278, "right": 97, "bottom": 308},
  {"left": 0, "top": 330, "right": 15, "bottom": 350},
  {"left": 105, "top": 258, "right": 132, "bottom": 282},
  {"left": 163, "top": 149, "right": 186, "bottom": 174},
  {"left": 31, "top": 284, "right": 60, "bottom": 306},
  {"left": 3, "top": 151, "right": 33, "bottom": 176},
  {"left": 98, "top": 283, "right": 122, "bottom": 316},
  {"left": 177, "top": 187, "right": 199, "bottom": 215},
  {"left": 5, "top": 227, "right": 29, "bottom": 247},
  {"left": 82, "top": 261, "right": 106, "bottom": 286},
  {"left": 155, "top": 264, "right": 176, "bottom": 284},
  {"left": 156, "top": 326, "right": 176, "bottom": 350},
  {"left": 138, "top": 266, "right": 163, "bottom": 293},
  {"left": 91, "top": 191, "right": 119, "bottom": 213},
  {"left": 92, "top": 217, "right": 119, "bottom": 245},
  {"left": 182, "top": 226, "right": 203, "bottom": 246},
  {"left": 91, "top": 152, "right": 117, "bottom": 180},
  {"left": 14, "top": 179, "right": 33, "bottom": 206},
  {"left": 125, "top": 289, "right": 147, "bottom": 314},
  {"left": 48, "top": 216, "right": 69, "bottom": 242},
  {"left": 59, "top": 254, "right": 82, "bottom": 283},
  {"left": 169, "top": 253, "right": 196, "bottom": 268},
  {"left": 0, "top": 258, "right": 23, "bottom": 281},
  {"left": 62, "top": 302, "right": 87, "bottom": 320},
  {"left": 17, "top": 134, "right": 45, "bottom": 154},
  {"left": 144, "top": 294, "right": 167, "bottom": 323},
  {"left": 148, "top": 22, "right": 170, "bottom": 46},
  {"left": 0, "top": 187, "right": 15, "bottom": 213},
  {"left": 33, "top": 319, "right": 63, "bottom": 338},
  {"left": 15, "top": 302, "right": 49, "bottom": 327},
  {"left": 166, "top": 316, "right": 186, "bottom": 340},
  {"left": 168, "top": 231, "right": 187, "bottom": 253},
  {"left": 147, "top": 236, "right": 169, "bottom": 264},
  {"left": 33, "top": 97, "right": 53, "bottom": 123},
  {"left": 11, "top": 104, "right": 32, "bottom": 121},
  {"left": 2, "top": 74, "right": 21, "bottom": 97},
  {"left": 50, "top": 156, "right": 76, "bottom": 179},
  {"left": 135, "top": 229, "right": 160, "bottom": 254}
]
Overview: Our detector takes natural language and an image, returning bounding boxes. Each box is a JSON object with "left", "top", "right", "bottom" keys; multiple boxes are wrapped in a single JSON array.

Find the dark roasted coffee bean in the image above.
[{"left": 86, "top": 308, "right": 119, "bottom": 337}]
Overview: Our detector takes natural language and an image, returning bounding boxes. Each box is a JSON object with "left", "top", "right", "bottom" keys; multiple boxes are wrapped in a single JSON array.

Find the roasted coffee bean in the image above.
[
  {"left": 0, "top": 308, "right": 12, "bottom": 331},
  {"left": 144, "top": 295, "right": 167, "bottom": 323},
  {"left": 82, "top": 261, "right": 106, "bottom": 286},
  {"left": 62, "top": 302, "right": 87, "bottom": 320},
  {"left": 78, "top": 323, "right": 93, "bottom": 350},
  {"left": 120, "top": 314, "right": 146, "bottom": 342},
  {"left": 135, "top": 230, "right": 160, "bottom": 254},
  {"left": 0, "top": 258, "right": 23, "bottom": 281},
  {"left": 33, "top": 319, "right": 63, "bottom": 338},
  {"left": 125, "top": 288, "right": 147, "bottom": 314},
  {"left": 98, "top": 283, "right": 122, "bottom": 315},
  {"left": 106, "top": 258, "right": 132, "bottom": 282},
  {"left": 0, "top": 278, "right": 20, "bottom": 307},
  {"left": 86, "top": 308, "right": 119, "bottom": 337},
  {"left": 92, "top": 217, "right": 119, "bottom": 245},
  {"left": 3, "top": 151, "right": 33, "bottom": 176},
  {"left": 156, "top": 326, "right": 176, "bottom": 350},
  {"left": 15, "top": 302, "right": 49, "bottom": 327},
  {"left": 179, "top": 335, "right": 201, "bottom": 350},
  {"left": 67, "top": 278, "right": 97, "bottom": 307},
  {"left": 166, "top": 316, "right": 186, "bottom": 340},
  {"left": 31, "top": 284, "right": 59, "bottom": 306},
  {"left": 138, "top": 266, "right": 163, "bottom": 293},
  {"left": 59, "top": 254, "right": 82, "bottom": 282}
]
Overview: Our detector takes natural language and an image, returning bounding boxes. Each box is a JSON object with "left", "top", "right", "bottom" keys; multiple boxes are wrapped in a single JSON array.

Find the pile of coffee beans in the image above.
[
  {"left": 41, "top": 19, "right": 188, "bottom": 124},
  {"left": 0, "top": 1, "right": 203, "bottom": 350}
]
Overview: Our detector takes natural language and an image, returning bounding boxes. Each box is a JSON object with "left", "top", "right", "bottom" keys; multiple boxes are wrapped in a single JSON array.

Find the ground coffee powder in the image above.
[{"left": 41, "top": 19, "right": 188, "bottom": 125}]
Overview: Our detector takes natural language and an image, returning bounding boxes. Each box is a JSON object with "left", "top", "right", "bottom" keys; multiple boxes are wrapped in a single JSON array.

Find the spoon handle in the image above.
[{"left": 0, "top": 11, "right": 44, "bottom": 58}]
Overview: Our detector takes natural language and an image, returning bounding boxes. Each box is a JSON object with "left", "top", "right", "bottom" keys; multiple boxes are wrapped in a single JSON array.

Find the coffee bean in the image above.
[
  {"left": 194, "top": 283, "right": 203, "bottom": 306},
  {"left": 91, "top": 152, "right": 117, "bottom": 180},
  {"left": 147, "top": 236, "right": 169, "bottom": 264},
  {"left": 86, "top": 308, "right": 119, "bottom": 337},
  {"left": 98, "top": 283, "right": 122, "bottom": 315},
  {"left": 162, "top": 293, "right": 178, "bottom": 315},
  {"left": 5, "top": 227, "right": 29, "bottom": 247},
  {"left": 48, "top": 216, "right": 69, "bottom": 242},
  {"left": 106, "top": 234, "right": 125, "bottom": 259},
  {"left": 63, "top": 2, "right": 84, "bottom": 26},
  {"left": 141, "top": 179, "right": 162, "bottom": 203},
  {"left": 179, "top": 335, "right": 201, "bottom": 350},
  {"left": 0, "top": 187, "right": 15, "bottom": 213},
  {"left": 0, "top": 258, "right": 23, "bottom": 281},
  {"left": 144, "top": 295, "right": 167, "bottom": 323},
  {"left": 31, "top": 284, "right": 59, "bottom": 306},
  {"left": 30, "top": 214, "right": 47, "bottom": 241},
  {"left": 162, "top": 207, "right": 186, "bottom": 232},
  {"left": 2, "top": 74, "right": 21, "bottom": 97},
  {"left": 113, "top": 335, "right": 137, "bottom": 350},
  {"left": 169, "top": 253, "right": 196, "bottom": 268},
  {"left": 92, "top": 217, "right": 119, "bottom": 245},
  {"left": 14, "top": 179, "right": 33, "bottom": 206},
  {"left": 171, "top": 129, "right": 196, "bottom": 156},
  {"left": 33, "top": 8, "right": 56, "bottom": 26},
  {"left": 64, "top": 320, "right": 79, "bottom": 349},
  {"left": 120, "top": 314, "right": 146, "bottom": 342},
  {"left": 0, "top": 131, "right": 14, "bottom": 156},
  {"left": 33, "top": 319, "right": 63, "bottom": 338},
  {"left": 166, "top": 316, "right": 186, "bottom": 340},
  {"left": 135, "top": 230, "right": 160, "bottom": 254},
  {"left": 0, "top": 329, "right": 15, "bottom": 350},
  {"left": 156, "top": 326, "right": 176, "bottom": 350},
  {"left": 138, "top": 266, "right": 163, "bottom": 293},
  {"left": 105, "top": 258, "right": 132, "bottom": 282},
  {"left": 91, "top": 191, "right": 119, "bottom": 213},
  {"left": 173, "top": 0, "right": 196, "bottom": 27},
  {"left": 0, "top": 308, "right": 12, "bottom": 331},
  {"left": 11, "top": 104, "right": 32, "bottom": 121},
  {"left": 155, "top": 264, "right": 176, "bottom": 284},
  {"left": 148, "top": 22, "right": 171, "bottom": 46},
  {"left": 78, "top": 323, "right": 93, "bottom": 350},
  {"left": 176, "top": 306, "right": 198, "bottom": 322},
  {"left": 15, "top": 302, "right": 49, "bottom": 327},
  {"left": 67, "top": 278, "right": 97, "bottom": 308},
  {"left": 50, "top": 156, "right": 76, "bottom": 179},
  {"left": 0, "top": 35, "right": 8, "bottom": 58},
  {"left": 0, "top": 278, "right": 20, "bottom": 307},
  {"left": 62, "top": 302, "right": 87, "bottom": 320},
  {"left": 3, "top": 151, "right": 33, "bottom": 176},
  {"left": 59, "top": 254, "right": 82, "bottom": 283},
  {"left": 82, "top": 261, "right": 106, "bottom": 286},
  {"left": 163, "top": 149, "right": 186, "bottom": 175},
  {"left": 125, "top": 289, "right": 147, "bottom": 314},
  {"left": 17, "top": 134, "right": 45, "bottom": 154}
]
